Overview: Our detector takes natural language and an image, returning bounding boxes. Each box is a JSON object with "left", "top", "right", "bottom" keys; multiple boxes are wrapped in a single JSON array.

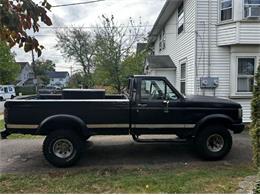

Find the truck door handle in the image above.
[
  {"left": 137, "top": 103, "right": 147, "bottom": 107},
  {"left": 163, "top": 100, "right": 170, "bottom": 113}
]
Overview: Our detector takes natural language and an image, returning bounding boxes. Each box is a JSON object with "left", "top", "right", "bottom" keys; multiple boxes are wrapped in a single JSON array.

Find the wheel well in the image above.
[
  {"left": 195, "top": 118, "right": 232, "bottom": 136},
  {"left": 39, "top": 118, "right": 87, "bottom": 137}
]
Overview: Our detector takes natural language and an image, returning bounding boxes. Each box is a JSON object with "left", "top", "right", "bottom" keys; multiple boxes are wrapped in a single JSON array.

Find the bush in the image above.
[
  {"left": 15, "top": 86, "right": 36, "bottom": 96},
  {"left": 250, "top": 65, "right": 260, "bottom": 168}
]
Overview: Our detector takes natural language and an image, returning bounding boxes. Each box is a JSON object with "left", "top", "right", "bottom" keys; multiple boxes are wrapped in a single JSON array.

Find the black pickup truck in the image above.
[{"left": 1, "top": 75, "right": 244, "bottom": 167}]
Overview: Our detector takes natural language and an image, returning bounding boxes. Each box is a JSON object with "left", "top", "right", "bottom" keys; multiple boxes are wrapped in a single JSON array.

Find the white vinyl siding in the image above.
[
  {"left": 154, "top": 0, "right": 196, "bottom": 95},
  {"left": 217, "top": 22, "right": 237, "bottom": 45},
  {"left": 217, "top": 21, "right": 260, "bottom": 46},
  {"left": 152, "top": 0, "right": 260, "bottom": 122},
  {"left": 196, "top": 0, "right": 231, "bottom": 98}
]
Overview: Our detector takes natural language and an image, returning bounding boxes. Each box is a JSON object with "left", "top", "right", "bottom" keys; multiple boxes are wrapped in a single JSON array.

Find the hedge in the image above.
[
  {"left": 250, "top": 65, "right": 260, "bottom": 168},
  {"left": 15, "top": 86, "right": 36, "bottom": 96}
]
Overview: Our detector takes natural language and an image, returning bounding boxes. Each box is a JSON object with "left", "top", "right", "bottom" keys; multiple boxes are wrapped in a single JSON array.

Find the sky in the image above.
[{"left": 13, "top": 0, "right": 166, "bottom": 74}]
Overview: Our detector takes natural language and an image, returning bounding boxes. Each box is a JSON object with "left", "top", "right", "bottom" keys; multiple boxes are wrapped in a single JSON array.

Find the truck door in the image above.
[{"left": 131, "top": 78, "right": 183, "bottom": 135}]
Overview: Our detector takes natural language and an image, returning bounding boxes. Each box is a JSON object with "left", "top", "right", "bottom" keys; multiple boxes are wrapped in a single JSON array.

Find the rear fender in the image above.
[{"left": 37, "top": 115, "right": 88, "bottom": 137}]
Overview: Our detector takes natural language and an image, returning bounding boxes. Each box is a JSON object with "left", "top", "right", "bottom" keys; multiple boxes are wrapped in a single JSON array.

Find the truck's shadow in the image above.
[
  {"left": 79, "top": 139, "right": 200, "bottom": 167},
  {"left": 1, "top": 133, "right": 252, "bottom": 173}
]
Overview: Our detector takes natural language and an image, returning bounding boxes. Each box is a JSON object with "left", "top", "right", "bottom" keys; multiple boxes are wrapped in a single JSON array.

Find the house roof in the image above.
[
  {"left": 48, "top": 71, "right": 69, "bottom": 79},
  {"left": 146, "top": 55, "right": 176, "bottom": 69},
  {"left": 149, "top": 0, "right": 181, "bottom": 43},
  {"left": 17, "top": 62, "right": 30, "bottom": 69}
]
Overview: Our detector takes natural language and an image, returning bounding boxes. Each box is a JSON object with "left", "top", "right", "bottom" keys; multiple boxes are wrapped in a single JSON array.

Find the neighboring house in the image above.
[
  {"left": 48, "top": 71, "right": 70, "bottom": 88},
  {"left": 147, "top": 0, "right": 260, "bottom": 122},
  {"left": 16, "top": 62, "right": 35, "bottom": 86}
]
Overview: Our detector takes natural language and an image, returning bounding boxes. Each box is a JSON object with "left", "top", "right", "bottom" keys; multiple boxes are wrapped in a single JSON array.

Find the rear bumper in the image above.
[
  {"left": 1, "top": 129, "right": 10, "bottom": 139},
  {"left": 230, "top": 123, "right": 245, "bottom": 134}
]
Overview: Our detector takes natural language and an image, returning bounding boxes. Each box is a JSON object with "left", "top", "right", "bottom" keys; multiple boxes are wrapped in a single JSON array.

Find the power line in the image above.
[
  {"left": 39, "top": 22, "right": 197, "bottom": 29},
  {"left": 29, "top": 31, "right": 196, "bottom": 37},
  {"left": 52, "top": 0, "right": 106, "bottom": 8}
]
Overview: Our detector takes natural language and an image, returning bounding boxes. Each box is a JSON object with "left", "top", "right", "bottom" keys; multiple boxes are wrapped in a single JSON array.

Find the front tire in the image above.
[
  {"left": 43, "top": 130, "right": 84, "bottom": 167},
  {"left": 195, "top": 125, "right": 232, "bottom": 160}
]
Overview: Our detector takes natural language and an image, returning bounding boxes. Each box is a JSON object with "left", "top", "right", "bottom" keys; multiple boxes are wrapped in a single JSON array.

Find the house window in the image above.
[
  {"left": 159, "top": 28, "right": 166, "bottom": 51},
  {"left": 180, "top": 63, "right": 186, "bottom": 95},
  {"left": 220, "top": 0, "right": 233, "bottom": 21},
  {"left": 177, "top": 2, "right": 184, "bottom": 35},
  {"left": 237, "top": 58, "right": 255, "bottom": 93},
  {"left": 244, "top": 0, "right": 260, "bottom": 18}
]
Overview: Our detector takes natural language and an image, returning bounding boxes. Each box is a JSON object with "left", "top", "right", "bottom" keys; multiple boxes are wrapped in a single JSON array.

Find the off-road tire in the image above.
[
  {"left": 43, "top": 130, "right": 84, "bottom": 167},
  {"left": 195, "top": 125, "right": 232, "bottom": 160}
]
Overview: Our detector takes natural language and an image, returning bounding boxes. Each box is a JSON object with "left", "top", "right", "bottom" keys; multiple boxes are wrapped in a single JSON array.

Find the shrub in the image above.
[
  {"left": 15, "top": 86, "right": 36, "bottom": 96},
  {"left": 250, "top": 65, "right": 260, "bottom": 168}
]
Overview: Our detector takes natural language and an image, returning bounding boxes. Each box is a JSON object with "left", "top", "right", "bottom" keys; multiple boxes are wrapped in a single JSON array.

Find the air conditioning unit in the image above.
[{"left": 246, "top": 7, "right": 260, "bottom": 18}]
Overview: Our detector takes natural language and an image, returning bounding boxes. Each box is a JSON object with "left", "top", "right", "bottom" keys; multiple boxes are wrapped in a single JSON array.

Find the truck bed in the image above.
[{"left": 5, "top": 98, "right": 130, "bottom": 136}]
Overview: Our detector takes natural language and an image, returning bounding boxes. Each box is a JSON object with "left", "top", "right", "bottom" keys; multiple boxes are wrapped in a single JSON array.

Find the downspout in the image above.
[
  {"left": 208, "top": 0, "right": 212, "bottom": 77},
  {"left": 194, "top": 1, "right": 198, "bottom": 94}
]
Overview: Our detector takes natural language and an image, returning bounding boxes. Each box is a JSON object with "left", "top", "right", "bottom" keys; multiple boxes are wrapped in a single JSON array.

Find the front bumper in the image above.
[{"left": 230, "top": 123, "right": 245, "bottom": 134}]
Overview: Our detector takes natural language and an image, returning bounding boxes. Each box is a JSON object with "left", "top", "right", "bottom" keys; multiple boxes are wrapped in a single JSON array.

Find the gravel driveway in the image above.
[{"left": 0, "top": 131, "right": 252, "bottom": 173}]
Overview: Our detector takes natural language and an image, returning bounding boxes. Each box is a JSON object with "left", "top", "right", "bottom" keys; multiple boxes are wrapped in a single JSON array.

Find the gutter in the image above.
[{"left": 148, "top": 0, "right": 171, "bottom": 38}]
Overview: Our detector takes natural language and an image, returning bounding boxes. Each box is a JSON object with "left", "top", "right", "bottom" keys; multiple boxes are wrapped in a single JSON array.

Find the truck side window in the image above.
[
  {"left": 166, "top": 85, "right": 178, "bottom": 101},
  {"left": 141, "top": 79, "right": 178, "bottom": 101}
]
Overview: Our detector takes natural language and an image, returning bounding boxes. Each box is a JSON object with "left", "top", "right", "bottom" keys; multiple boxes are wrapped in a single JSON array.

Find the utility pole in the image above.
[
  {"left": 31, "top": 49, "right": 38, "bottom": 92},
  {"left": 70, "top": 65, "right": 73, "bottom": 76}
]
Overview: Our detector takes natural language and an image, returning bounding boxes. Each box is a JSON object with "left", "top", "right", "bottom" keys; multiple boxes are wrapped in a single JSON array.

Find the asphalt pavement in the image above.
[{"left": 0, "top": 131, "right": 253, "bottom": 173}]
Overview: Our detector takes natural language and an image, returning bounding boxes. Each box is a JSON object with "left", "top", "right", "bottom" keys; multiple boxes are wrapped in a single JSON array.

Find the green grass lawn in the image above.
[
  {"left": 0, "top": 120, "right": 42, "bottom": 139},
  {"left": 0, "top": 164, "right": 256, "bottom": 193},
  {"left": 0, "top": 119, "right": 4, "bottom": 130}
]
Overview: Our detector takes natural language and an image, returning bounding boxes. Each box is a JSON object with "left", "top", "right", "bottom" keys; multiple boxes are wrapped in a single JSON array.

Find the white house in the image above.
[
  {"left": 145, "top": 55, "right": 177, "bottom": 86},
  {"left": 48, "top": 71, "right": 70, "bottom": 88},
  {"left": 16, "top": 62, "right": 35, "bottom": 86},
  {"left": 147, "top": 0, "right": 260, "bottom": 122}
]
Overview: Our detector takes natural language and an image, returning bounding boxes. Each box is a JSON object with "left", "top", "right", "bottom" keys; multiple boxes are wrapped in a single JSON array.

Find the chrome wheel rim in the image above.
[
  {"left": 207, "top": 134, "right": 224, "bottom": 152},
  {"left": 53, "top": 139, "right": 73, "bottom": 158}
]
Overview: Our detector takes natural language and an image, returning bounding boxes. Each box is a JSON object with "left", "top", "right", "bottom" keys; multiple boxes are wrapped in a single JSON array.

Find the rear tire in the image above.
[
  {"left": 0, "top": 97, "right": 3, "bottom": 101},
  {"left": 43, "top": 130, "right": 84, "bottom": 167},
  {"left": 195, "top": 125, "right": 232, "bottom": 160}
]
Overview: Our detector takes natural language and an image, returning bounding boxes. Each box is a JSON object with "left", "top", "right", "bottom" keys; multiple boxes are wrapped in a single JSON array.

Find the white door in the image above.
[{"left": 3, "top": 87, "right": 11, "bottom": 99}]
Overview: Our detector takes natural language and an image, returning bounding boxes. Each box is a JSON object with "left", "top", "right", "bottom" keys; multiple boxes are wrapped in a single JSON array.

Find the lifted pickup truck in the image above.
[{"left": 1, "top": 76, "right": 244, "bottom": 167}]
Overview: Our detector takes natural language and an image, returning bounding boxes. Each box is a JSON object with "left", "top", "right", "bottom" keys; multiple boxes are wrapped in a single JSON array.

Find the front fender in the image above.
[{"left": 193, "top": 114, "right": 234, "bottom": 136}]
